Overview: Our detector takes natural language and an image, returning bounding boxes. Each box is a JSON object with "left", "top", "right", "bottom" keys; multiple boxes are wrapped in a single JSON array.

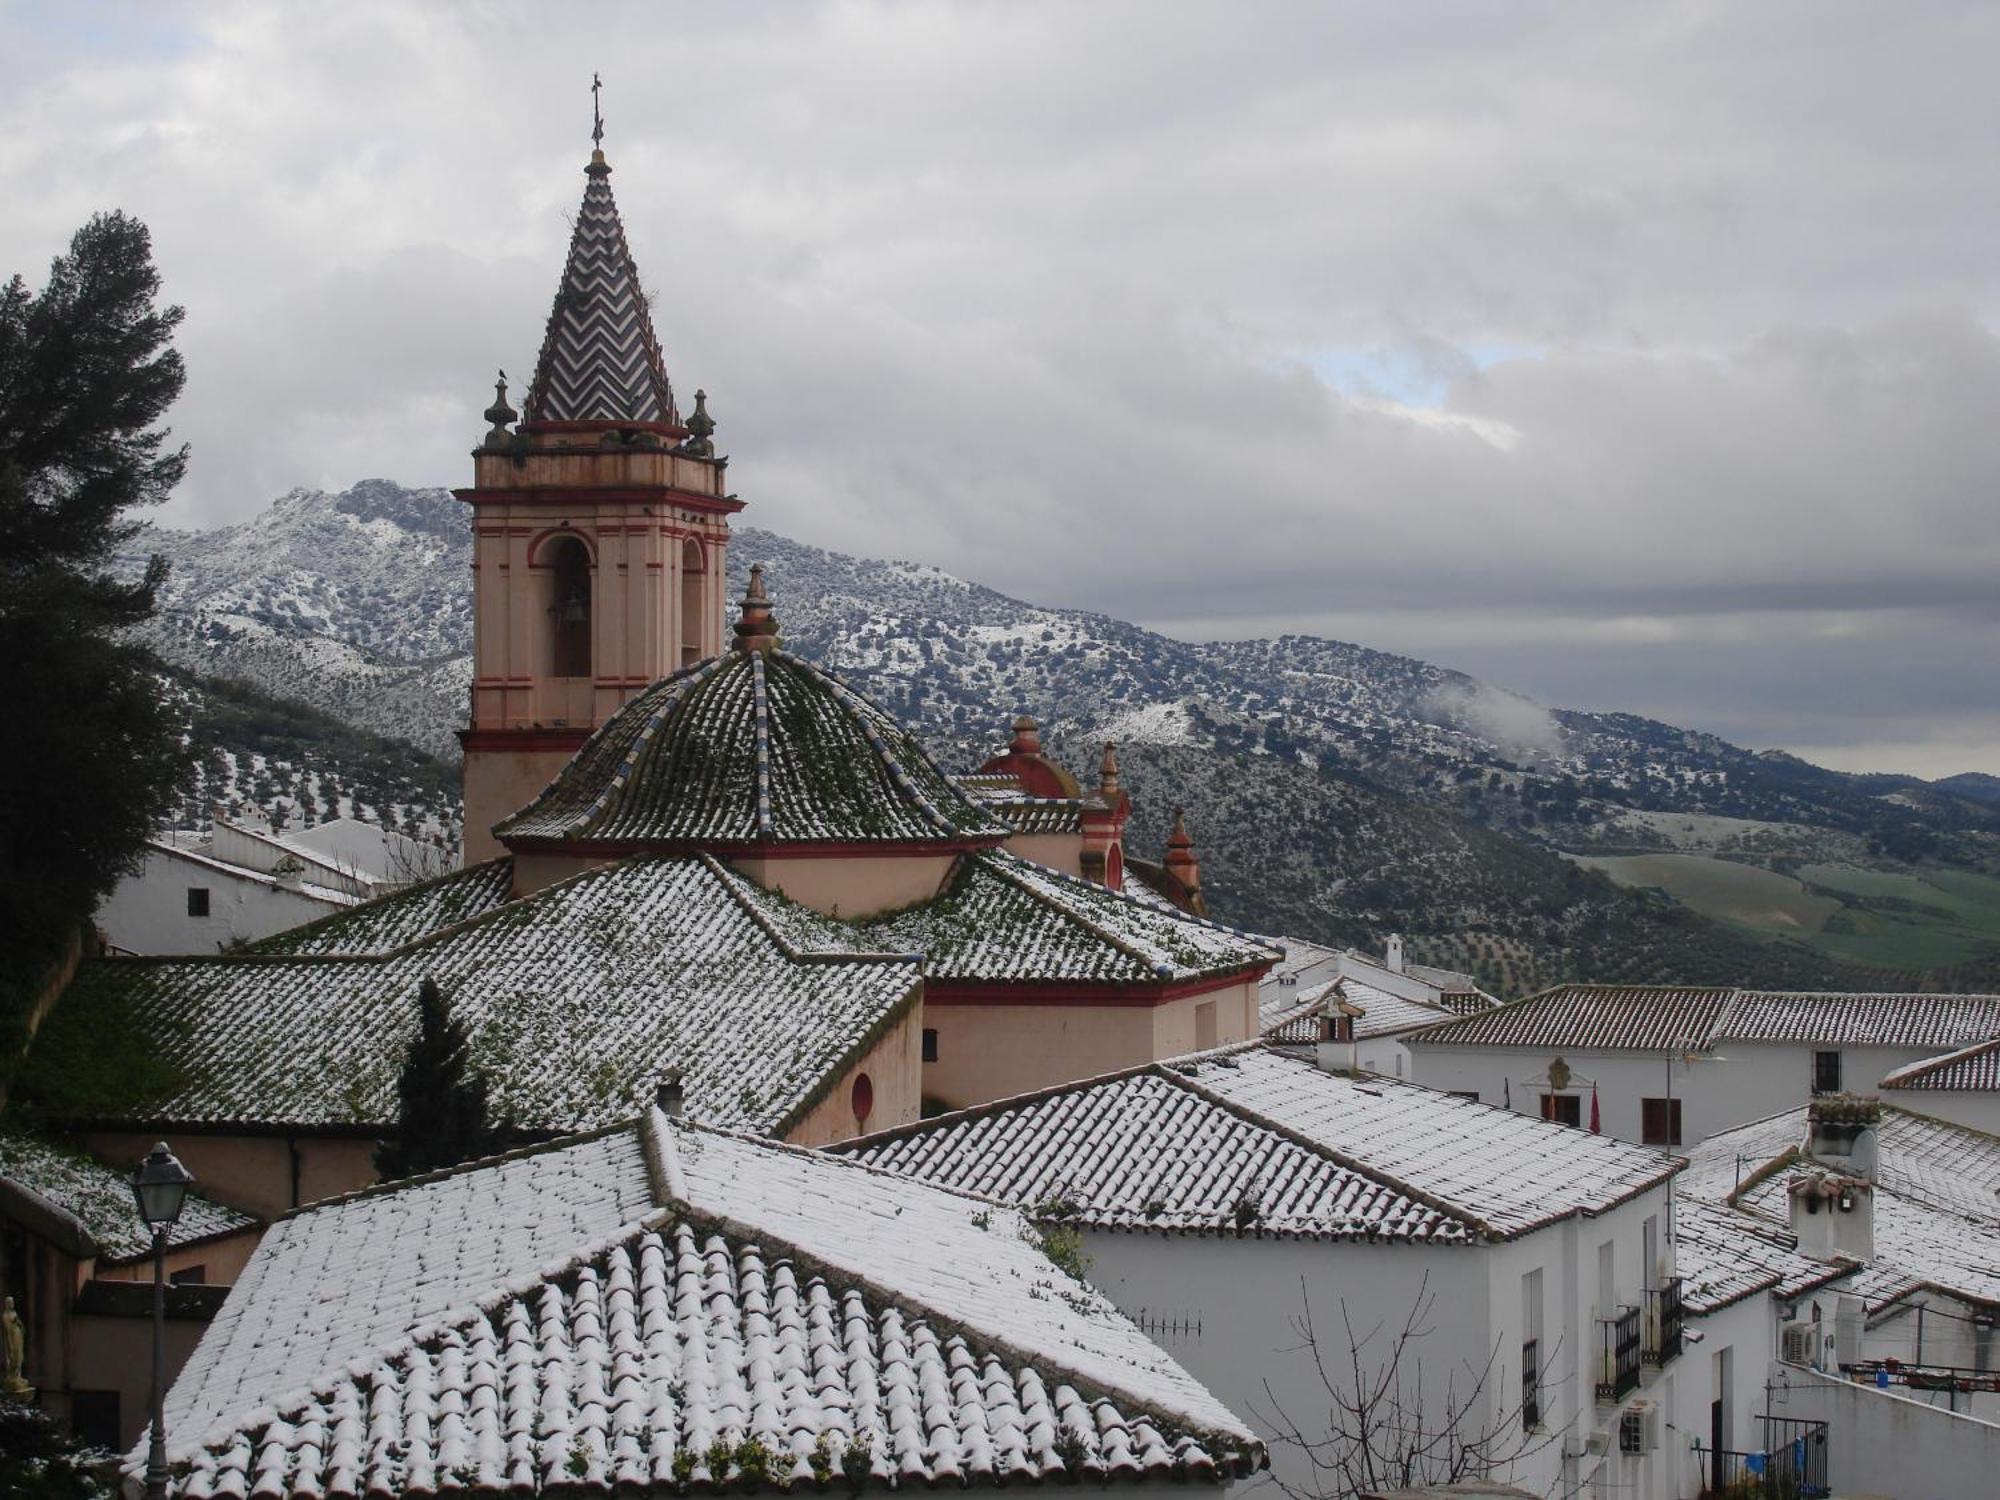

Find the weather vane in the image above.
[{"left": 591, "top": 72, "right": 604, "bottom": 148}]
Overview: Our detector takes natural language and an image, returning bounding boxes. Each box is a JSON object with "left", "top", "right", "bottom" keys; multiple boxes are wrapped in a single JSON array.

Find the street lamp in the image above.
[{"left": 132, "top": 1143, "right": 193, "bottom": 1500}]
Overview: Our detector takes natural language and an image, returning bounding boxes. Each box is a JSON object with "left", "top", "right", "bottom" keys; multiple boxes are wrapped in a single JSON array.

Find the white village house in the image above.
[
  {"left": 1403, "top": 984, "right": 2000, "bottom": 1147},
  {"left": 135, "top": 1107, "right": 1266, "bottom": 1500},
  {"left": 95, "top": 812, "right": 443, "bottom": 955},
  {"left": 1878, "top": 1035, "right": 2000, "bottom": 1134},
  {"left": 839, "top": 1045, "right": 1702, "bottom": 1500},
  {"left": 1260, "top": 936, "right": 1501, "bottom": 1078}
]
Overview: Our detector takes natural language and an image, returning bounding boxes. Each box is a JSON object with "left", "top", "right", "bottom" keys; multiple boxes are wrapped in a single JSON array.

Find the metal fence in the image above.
[
  {"left": 1598, "top": 1305, "right": 1641, "bottom": 1402},
  {"left": 1693, "top": 1418, "right": 1828, "bottom": 1500},
  {"left": 1645, "top": 1277, "right": 1684, "bottom": 1366}
]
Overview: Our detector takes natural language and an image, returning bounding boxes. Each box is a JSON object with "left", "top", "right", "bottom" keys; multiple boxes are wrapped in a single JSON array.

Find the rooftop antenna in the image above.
[{"left": 591, "top": 72, "right": 605, "bottom": 148}]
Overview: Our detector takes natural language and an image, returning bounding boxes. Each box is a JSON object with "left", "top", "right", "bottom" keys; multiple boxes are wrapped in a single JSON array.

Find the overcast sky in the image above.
[{"left": 4, "top": 2, "right": 1997, "bottom": 778}]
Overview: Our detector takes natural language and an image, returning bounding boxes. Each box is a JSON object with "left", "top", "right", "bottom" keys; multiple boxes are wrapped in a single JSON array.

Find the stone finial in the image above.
[
  {"left": 1164, "top": 808, "right": 1201, "bottom": 892},
  {"left": 681, "top": 389, "right": 717, "bottom": 458},
  {"left": 733, "top": 564, "right": 780, "bottom": 652},
  {"left": 1009, "top": 715, "right": 1042, "bottom": 756},
  {"left": 1098, "top": 741, "right": 1121, "bottom": 800},
  {"left": 482, "top": 369, "right": 518, "bottom": 446}
]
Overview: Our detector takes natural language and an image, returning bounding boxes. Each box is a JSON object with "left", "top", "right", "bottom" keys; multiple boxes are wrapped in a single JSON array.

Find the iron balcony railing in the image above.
[
  {"left": 1520, "top": 1338, "right": 1540, "bottom": 1432},
  {"left": 1598, "top": 1305, "right": 1642, "bottom": 1403},
  {"left": 1694, "top": 1422, "right": 1829, "bottom": 1500},
  {"left": 1644, "top": 1277, "right": 1685, "bottom": 1366}
]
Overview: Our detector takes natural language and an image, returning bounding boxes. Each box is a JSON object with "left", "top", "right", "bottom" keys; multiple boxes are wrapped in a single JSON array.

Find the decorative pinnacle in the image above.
[
  {"left": 1098, "top": 741, "right": 1121, "bottom": 798},
  {"left": 587, "top": 73, "right": 610, "bottom": 177},
  {"left": 482, "top": 369, "right": 517, "bottom": 445},
  {"left": 734, "top": 563, "right": 780, "bottom": 652},
  {"left": 681, "top": 389, "right": 716, "bottom": 458},
  {"left": 1009, "top": 715, "right": 1042, "bottom": 756}
]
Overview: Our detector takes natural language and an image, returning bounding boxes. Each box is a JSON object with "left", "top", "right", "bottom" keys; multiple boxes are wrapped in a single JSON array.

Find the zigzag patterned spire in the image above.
[{"left": 524, "top": 151, "right": 679, "bottom": 426}]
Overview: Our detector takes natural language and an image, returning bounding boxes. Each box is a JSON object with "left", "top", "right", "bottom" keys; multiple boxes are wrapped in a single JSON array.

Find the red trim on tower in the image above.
[
  {"left": 518, "top": 419, "right": 691, "bottom": 439},
  {"left": 459, "top": 727, "right": 593, "bottom": 753},
  {"left": 455, "top": 486, "right": 745, "bottom": 516}
]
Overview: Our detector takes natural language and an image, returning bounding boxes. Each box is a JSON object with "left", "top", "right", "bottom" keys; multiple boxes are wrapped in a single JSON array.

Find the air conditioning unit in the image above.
[
  {"left": 1585, "top": 1428, "right": 1612, "bottom": 1457},
  {"left": 1620, "top": 1400, "right": 1660, "bottom": 1454},
  {"left": 1781, "top": 1322, "right": 1816, "bottom": 1366}
]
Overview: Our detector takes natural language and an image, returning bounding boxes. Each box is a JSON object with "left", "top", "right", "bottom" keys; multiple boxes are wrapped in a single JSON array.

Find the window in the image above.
[
  {"left": 1813, "top": 1050, "right": 1842, "bottom": 1095},
  {"left": 1540, "top": 1093, "right": 1581, "bottom": 1127},
  {"left": 1195, "top": 1000, "right": 1218, "bottom": 1051},
  {"left": 680, "top": 538, "right": 705, "bottom": 666},
  {"left": 1450, "top": 1090, "right": 1480, "bottom": 1102},
  {"left": 170, "top": 1264, "right": 207, "bottom": 1286},
  {"left": 187, "top": 887, "right": 210, "bottom": 918},
  {"left": 921, "top": 1028, "right": 938, "bottom": 1063},
  {"left": 1521, "top": 1268, "right": 1544, "bottom": 1431},
  {"left": 1641, "top": 1096, "right": 1684, "bottom": 1146},
  {"left": 1320, "top": 1014, "right": 1354, "bottom": 1044},
  {"left": 850, "top": 1072, "right": 874, "bottom": 1125},
  {"left": 547, "top": 536, "right": 592, "bottom": 677}
]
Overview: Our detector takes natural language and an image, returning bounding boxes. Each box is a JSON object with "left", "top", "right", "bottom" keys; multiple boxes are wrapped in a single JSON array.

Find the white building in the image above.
[
  {"left": 1878, "top": 1035, "right": 2000, "bottom": 1134},
  {"left": 1260, "top": 937, "right": 1501, "bottom": 1078},
  {"left": 95, "top": 813, "right": 440, "bottom": 954},
  {"left": 1405, "top": 985, "right": 2000, "bottom": 1148},
  {"left": 139, "top": 1107, "right": 1266, "bottom": 1499},
  {"left": 839, "top": 1045, "right": 1694, "bottom": 1500},
  {"left": 1681, "top": 1097, "right": 2000, "bottom": 1419}
]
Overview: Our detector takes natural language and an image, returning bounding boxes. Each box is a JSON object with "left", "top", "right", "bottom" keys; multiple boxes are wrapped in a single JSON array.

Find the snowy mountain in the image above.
[{"left": 121, "top": 481, "right": 2000, "bottom": 994}]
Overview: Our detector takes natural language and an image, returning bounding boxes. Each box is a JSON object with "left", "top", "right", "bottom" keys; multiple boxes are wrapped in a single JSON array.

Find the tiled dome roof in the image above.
[{"left": 497, "top": 649, "right": 1013, "bottom": 851}]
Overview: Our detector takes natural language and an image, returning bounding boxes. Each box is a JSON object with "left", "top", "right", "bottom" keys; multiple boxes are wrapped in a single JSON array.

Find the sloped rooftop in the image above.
[
  {"left": 32, "top": 856, "right": 919, "bottom": 1138},
  {"left": 150, "top": 1114, "right": 1261, "bottom": 1497},
  {"left": 524, "top": 150, "right": 678, "bottom": 426},
  {"left": 1672, "top": 1195, "right": 1852, "bottom": 1316},
  {"left": 1879, "top": 1035, "right": 2000, "bottom": 1092},
  {"left": 860, "top": 852, "right": 1279, "bottom": 987},
  {"left": 0, "top": 1128, "right": 257, "bottom": 1264},
  {"left": 497, "top": 651, "right": 1011, "bottom": 851},
  {"left": 841, "top": 1047, "right": 1676, "bottom": 1241},
  {"left": 245, "top": 859, "right": 514, "bottom": 956},
  {"left": 1408, "top": 984, "right": 2000, "bottom": 1053},
  {"left": 1682, "top": 1105, "right": 2000, "bottom": 1313}
]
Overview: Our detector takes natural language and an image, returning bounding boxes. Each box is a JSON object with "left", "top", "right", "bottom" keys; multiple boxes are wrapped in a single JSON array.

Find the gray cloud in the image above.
[{"left": 1, "top": 1, "right": 1996, "bottom": 776}]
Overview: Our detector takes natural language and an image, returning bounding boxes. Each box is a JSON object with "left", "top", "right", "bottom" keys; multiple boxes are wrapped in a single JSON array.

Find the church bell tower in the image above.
[{"left": 458, "top": 118, "right": 742, "bottom": 863}]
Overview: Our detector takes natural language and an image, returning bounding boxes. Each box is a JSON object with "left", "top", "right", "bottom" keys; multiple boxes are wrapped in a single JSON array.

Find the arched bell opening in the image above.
[{"left": 545, "top": 534, "right": 594, "bottom": 678}]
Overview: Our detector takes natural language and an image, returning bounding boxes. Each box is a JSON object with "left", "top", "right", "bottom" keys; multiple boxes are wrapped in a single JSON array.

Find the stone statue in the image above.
[{"left": 1, "top": 1294, "right": 31, "bottom": 1397}]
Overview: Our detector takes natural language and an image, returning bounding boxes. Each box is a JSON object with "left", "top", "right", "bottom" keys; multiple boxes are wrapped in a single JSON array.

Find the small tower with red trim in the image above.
[
  {"left": 458, "top": 124, "right": 743, "bottom": 862},
  {"left": 1079, "top": 741, "right": 1130, "bottom": 890},
  {"left": 1162, "top": 809, "right": 1207, "bottom": 918}
]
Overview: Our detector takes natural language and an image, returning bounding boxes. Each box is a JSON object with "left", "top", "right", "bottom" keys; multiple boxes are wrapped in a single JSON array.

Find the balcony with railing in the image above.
[
  {"left": 1694, "top": 1418, "right": 1829, "bottom": 1499},
  {"left": 1644, "top": 1277, "right": 1684, "bottom": 1366},
  {"left": 1520, "top": 1338, "right": 1541, "bottom": 1432},
  {"left": 1598, "top": 1305, "right": 1642, "bottom": 1403}
]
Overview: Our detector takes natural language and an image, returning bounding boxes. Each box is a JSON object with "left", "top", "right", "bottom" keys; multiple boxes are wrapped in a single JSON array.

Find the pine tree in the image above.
[
  {"left": 374, "top": 977, "right": 502, "bottom": 1181},
  {"left": 0, "top": 212, "right": 192, "bottom": 1029}
]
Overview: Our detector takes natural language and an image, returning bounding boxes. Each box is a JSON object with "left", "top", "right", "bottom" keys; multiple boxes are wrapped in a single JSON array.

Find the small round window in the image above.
[{"left": 851, "top": 1072, "right": 875, "bottom": 1124}]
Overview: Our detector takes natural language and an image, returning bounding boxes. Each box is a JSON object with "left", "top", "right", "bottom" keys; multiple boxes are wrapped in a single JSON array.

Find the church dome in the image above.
[{"left": 497, "top": 572, "right": 1012, "bottom": 853}]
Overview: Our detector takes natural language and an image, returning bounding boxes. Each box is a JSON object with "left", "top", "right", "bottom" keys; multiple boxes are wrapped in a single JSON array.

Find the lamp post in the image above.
[{"left": 132, "top": 1143, "right": 193, "bottom": 1500}]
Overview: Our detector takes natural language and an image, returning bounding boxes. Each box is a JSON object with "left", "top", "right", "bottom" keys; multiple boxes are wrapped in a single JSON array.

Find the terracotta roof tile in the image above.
[{"left": 1879, "top": 1035, "right": 2000, "bottom": 1092}]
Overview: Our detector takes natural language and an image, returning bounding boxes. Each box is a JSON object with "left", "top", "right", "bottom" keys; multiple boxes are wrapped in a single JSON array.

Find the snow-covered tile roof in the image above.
[
  {"left": 1409, "top": 985, "right": 2000, "bottom": 1052},
  {"left": 1878, "top": 1035, "right": 2000, "bottom": 1092},
  {"left": 952, "top": 775, "right": 1091, "bottom": 834},
  {"left": 1407, "top": 985, "right": 1735, "bottom": 1050},
  {"left": 1340, "top": 978, "right": 1461, "bottom": 1040},
  {"left": 497, "top": 651, "right": 1012, "bottom": 850},
  {"left": 1177, "top": 1049, "right": 1679, "bottom": 1237},
  {"left": 836, "top": 1058, "right": 1475, "bottom": 1242},
  {"left": 859, "top": 852, "right": 1280, "bottom": 986},
  {"left": 842, "top": 1047, "right": 1674, "bottom": 1241},
  {"left": 1672, "top": 1195, "right": 1852, "bottom": 1316},
  {"left": 146, "top": 840, "right": 360, "bottom": 908},
  {"left": 39, "top": 857, "right": 920, "bottom": 1138},
  {"left": 0, "top": 1129, "right": 257, "bottom": 1265},
  {"left": 150, "top": 1115, "right": 1261, "bottom": 1497},
  {"left": 1683, "top": 1105, "right": 2000, "bottom": 1313},
  {"left": 1262, "top": 992, "right": 1325, "bottom": 1046},
  {"left": 244, "top": 859, "right": 514, "bottom": 955}
]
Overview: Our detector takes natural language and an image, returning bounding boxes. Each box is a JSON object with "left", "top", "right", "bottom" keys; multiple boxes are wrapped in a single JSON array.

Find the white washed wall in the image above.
[
  {"left": 1878, "top": 1087, "right": 2000, "bottom": 1134},
  {"left": 1775, "top": 1365, "right": 2000, "bottom": 1500},
  {"left": 96, "top": 848, "right": 342, "bottom": 954}
]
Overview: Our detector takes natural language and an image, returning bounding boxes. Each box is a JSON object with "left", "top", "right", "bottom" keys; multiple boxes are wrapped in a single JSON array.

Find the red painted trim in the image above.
[
  {"left": 526, "top": 526, "right": 597, "bottom": 565},
  {"left": 502, "top": 834, "right": 1009, "bottom": 860},
  {"left": 519, "top": 419, "right": 691, "bottom": 439},
  {"left": 924, "top": 967, "right": 1271, "bottom": 1008},
  {"left": 454, "top": 486, "right": 745, "bottom": 516},
  {"left": 460, "top": 727, "right": 592, "bottom": 753}
]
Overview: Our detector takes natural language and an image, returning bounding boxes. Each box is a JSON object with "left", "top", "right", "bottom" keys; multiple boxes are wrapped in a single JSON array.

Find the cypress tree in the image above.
[
  {"left": 374, "top": 977, "right": 502, "bottom": 1180},
  {"left": 0, "top": 212, "right": 191, "bottom": 1020}
]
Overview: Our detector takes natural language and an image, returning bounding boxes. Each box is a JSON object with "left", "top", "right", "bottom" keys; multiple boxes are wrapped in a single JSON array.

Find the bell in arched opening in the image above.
[{"left": 548, "top": 535, "right": 593, "bottom": 677}]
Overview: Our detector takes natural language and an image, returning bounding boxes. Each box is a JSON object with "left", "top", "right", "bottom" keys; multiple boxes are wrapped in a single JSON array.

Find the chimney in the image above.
[
  {"left": 654, "top": 1068, "right": 685, "bottom": 1119},
  {"left": 273, "top": 855, "right": 305, "bottom": 891},
  {"left": 1792, "top": 1095, "right": 1880, "bottom": 1262},
  {"left": 1385, "top": 933, "right": 1405, "bottom": 973}
]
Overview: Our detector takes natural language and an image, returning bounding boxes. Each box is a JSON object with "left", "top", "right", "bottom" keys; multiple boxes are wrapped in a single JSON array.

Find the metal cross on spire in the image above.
[{"left": 591, "top": 73, "right": 604, "bottom": 148}]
